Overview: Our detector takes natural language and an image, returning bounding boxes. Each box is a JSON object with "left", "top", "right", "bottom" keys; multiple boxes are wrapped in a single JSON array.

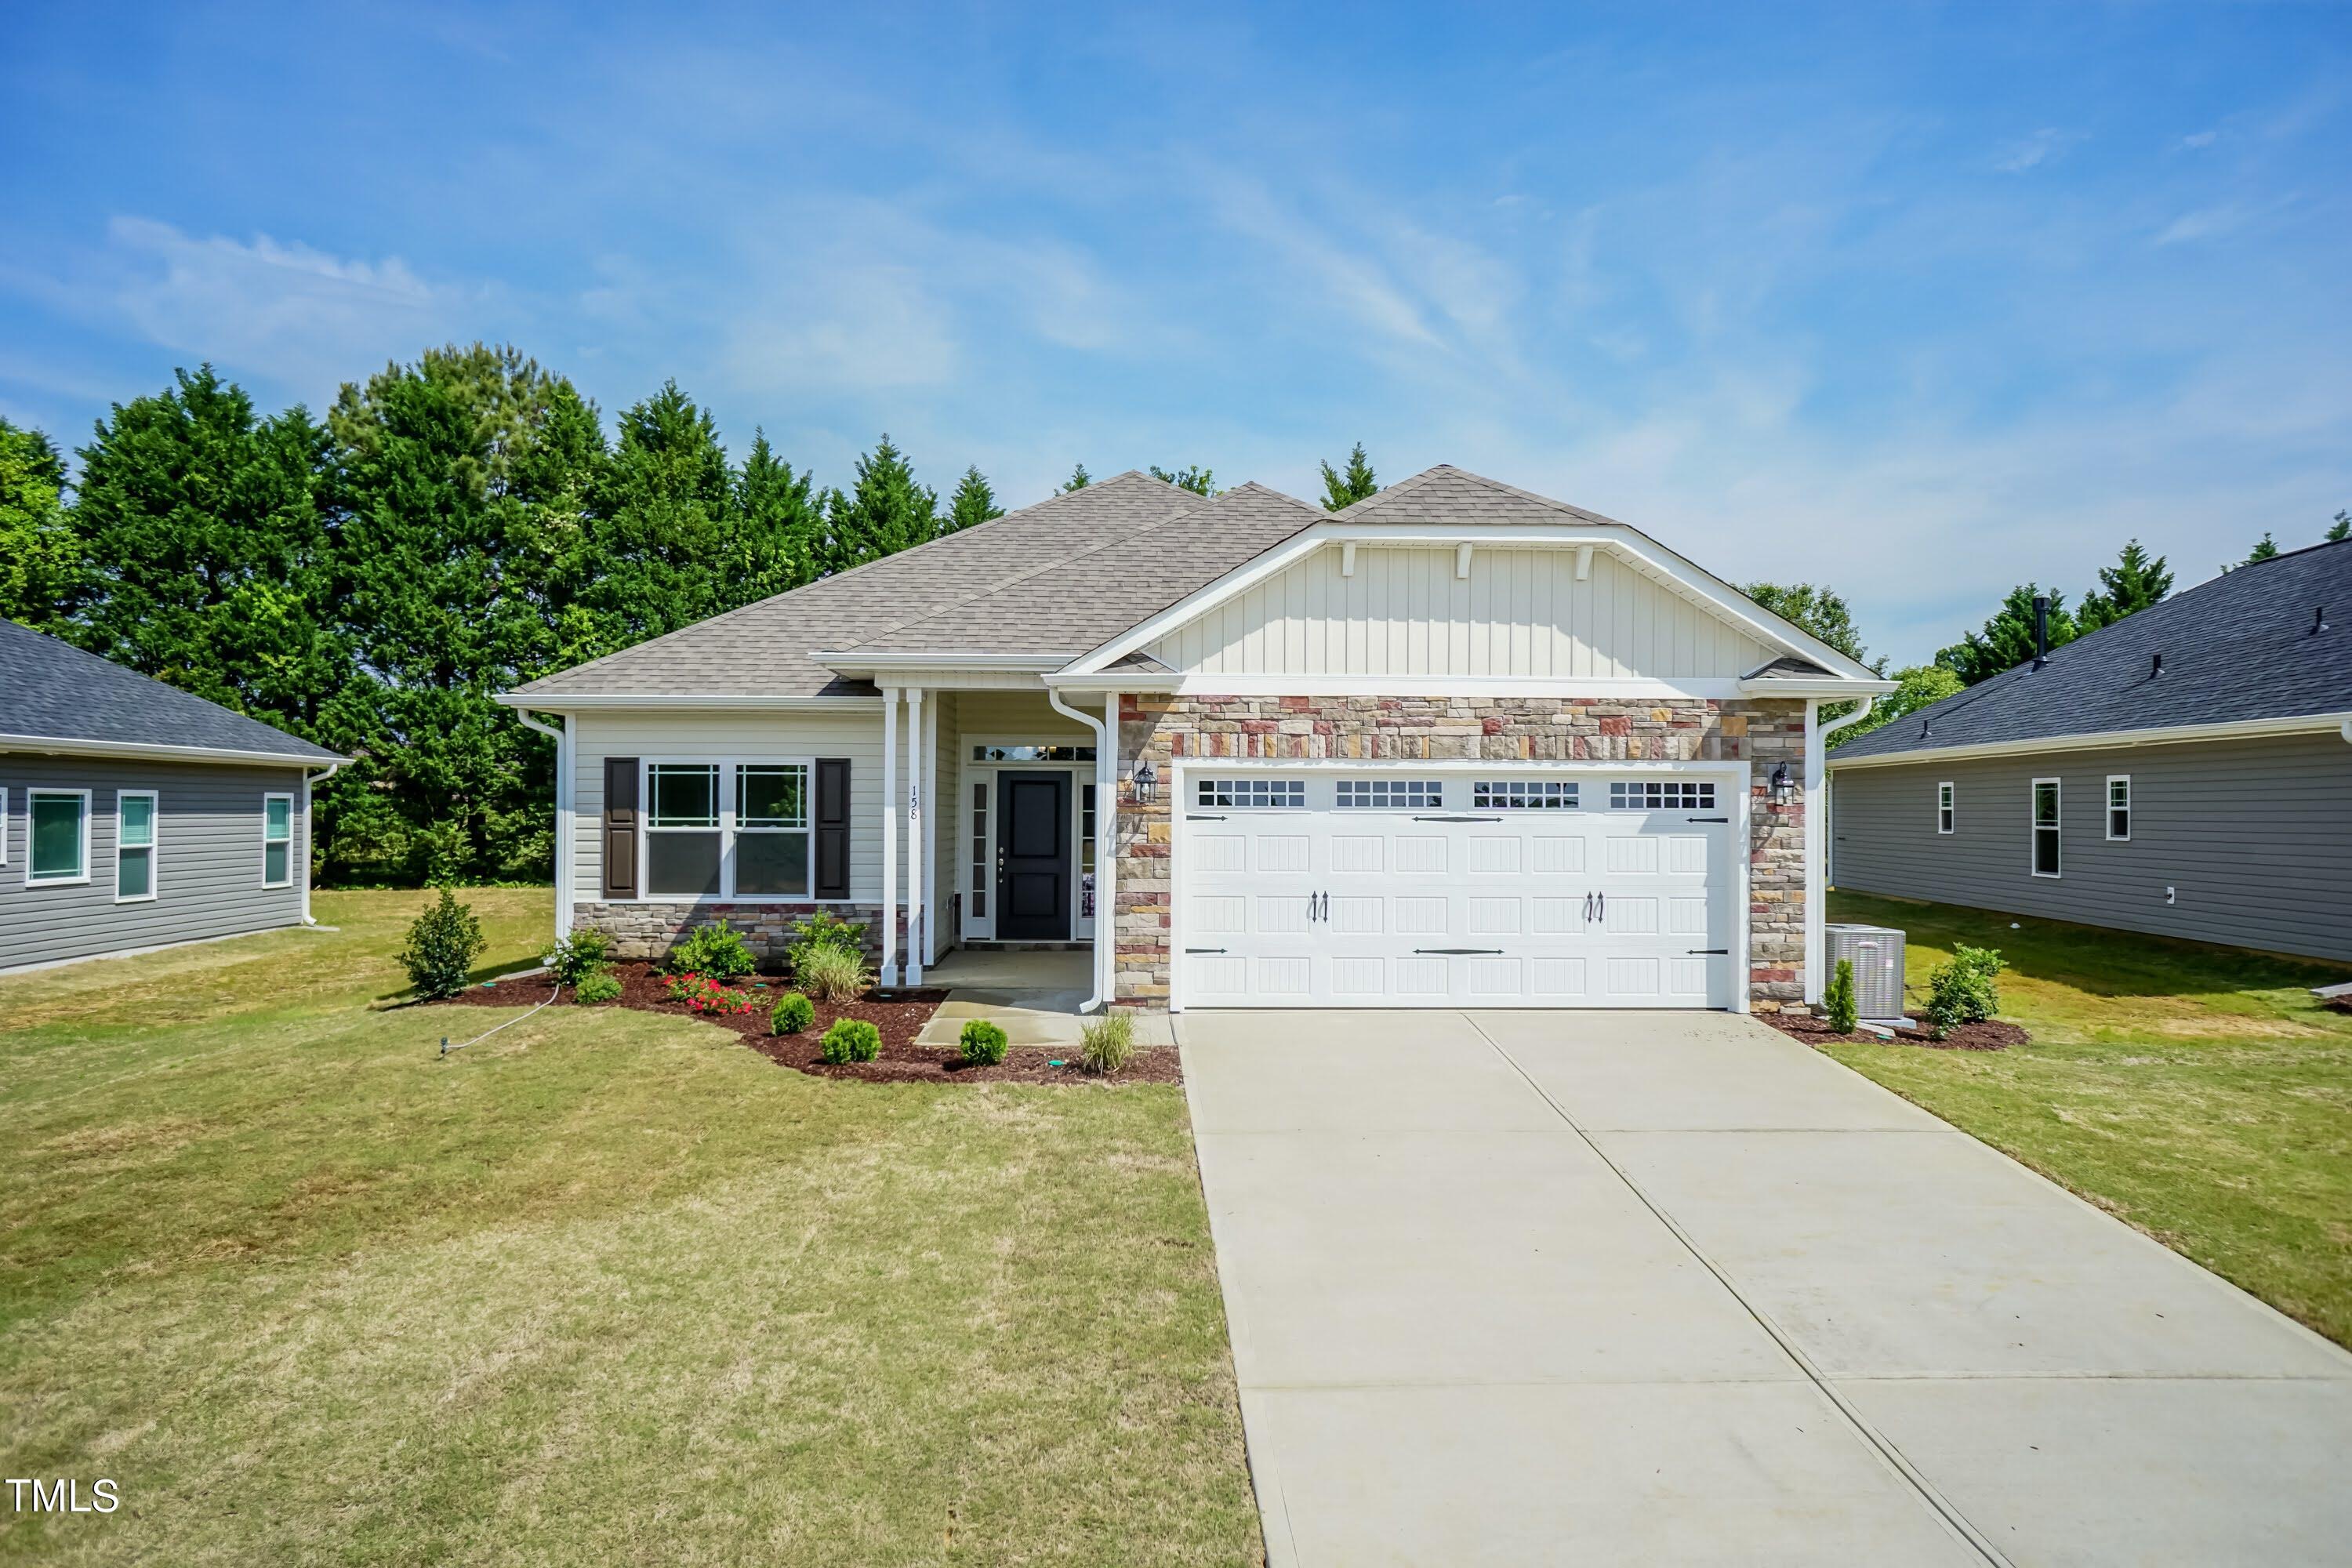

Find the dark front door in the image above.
[{"left": 996, "top": 771, "right": 1072, "bottom": 940}]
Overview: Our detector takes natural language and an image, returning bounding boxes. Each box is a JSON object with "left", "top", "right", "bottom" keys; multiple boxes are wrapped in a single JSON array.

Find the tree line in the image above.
[{"left": 0, "top": 346, "right": 1381, "bottom": 886}]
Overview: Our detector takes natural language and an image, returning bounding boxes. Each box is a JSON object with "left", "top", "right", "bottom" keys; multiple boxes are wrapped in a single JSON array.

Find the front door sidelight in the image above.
[{"left": 996, "top": 771, "right": 1072, "bottom": 940}]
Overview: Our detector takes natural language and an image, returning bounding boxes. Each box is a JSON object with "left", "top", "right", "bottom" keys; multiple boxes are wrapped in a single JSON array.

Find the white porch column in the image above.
[
  {"left": 1802, "top": 698, "right": 1824, "bottom": 1005},
  {"left": 880, "top": 686, "right": 900, "bottom": 986},
  {"left": 925, "top": 693, "right": 943, "bottom": 967},
  {"left": 1098, "top": 691, "right": 1118, "bottom": 1008},
  {"left": 906, "top": 688, "right": 925, "bottom": 986}
]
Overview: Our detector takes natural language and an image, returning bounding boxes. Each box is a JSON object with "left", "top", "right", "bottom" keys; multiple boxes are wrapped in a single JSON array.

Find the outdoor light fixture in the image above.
[
  {"left": 1132, "top": 759, "right": 1157, "bottom": 804},
  {"left": 1769, "top": 761, "right": 1794, "bottom": 804}
]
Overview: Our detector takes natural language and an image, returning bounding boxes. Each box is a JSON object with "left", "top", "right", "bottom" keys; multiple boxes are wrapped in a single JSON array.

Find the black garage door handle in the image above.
[{"left": 1414, "top": 947, "right": 1504, "bottom": 955}]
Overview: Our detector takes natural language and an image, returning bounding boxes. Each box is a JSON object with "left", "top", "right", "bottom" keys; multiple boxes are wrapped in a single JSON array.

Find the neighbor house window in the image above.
[
  {"left": 1196, "top": 778, "right": 1305, "bottom": 808},
  {"left": 734, "top": 764, "right": 811, "bottom": 896},
  {"left": 1340, "top": 779, "right": 1445, "bottom": 809},
  {"left": 2031, "top": 779, "right": 2061, "bottom": 877},
  {"left": 261, "top": 793, "right": 294, "bottom": 887},
  {"left": 1472, "top": 780, "right": 1577, "bottom": 809},
  {"left": 1610, "top": 781, "right": 1715, "bottom": 810},
  {"left": 2107, "top": 775, "right": 2131, "bottom": 841},
  {"left": 116, "top": 790, "right": 158, "bottom": 902},
  {"left": 28, "top": 789, "right": 91, "bottom": 885},
  {"left": 1937, "top": 782, "right": 1955, "bottom": 835}
]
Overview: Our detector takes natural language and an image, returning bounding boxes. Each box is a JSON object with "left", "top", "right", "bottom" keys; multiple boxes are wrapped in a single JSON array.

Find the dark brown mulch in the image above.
[
  {"left": 2322, "top": 994, "right": 2352, "bottom": 1016},
  {"left": 432, "top": 961, "right": 1180, "bottom": 1085},
  {"left": 1763, "top": 1010, "right": 2028, "bottom": 1051}
]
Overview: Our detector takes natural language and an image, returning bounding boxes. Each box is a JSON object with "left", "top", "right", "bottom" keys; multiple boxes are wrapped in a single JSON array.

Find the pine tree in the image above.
[
  {"left": 586, "top": 380, "right": 735, "bottom": 644},
  {"left": 946, "top": 465, "right": 1004, "bottom": 531},
  {"left": 0, "top": 417, "right": 81, "bottom": 630},
  {"left": 1935, "top": 586, "right": 2078, "bottom": 684},
  {"left": 1150, "top": 463, "right": 1216, "bottom": 496},
  {"left": 1059, "top": 463, "right": 1091, "bottom": 492},
  {"left": 1319, "top": 443, "right": 1378, "bottom": 510},
  {"left": 2328, "top": 511, "right": 2350, "bottom": 543},
  {"left": 2077, "top": 539, "right": 2174, "bottom": 631},
  {"left": 2241, "top": 533, "right": 2280, "bottom": 566},
  {"left": 728, "top": 431, "right": 822, "bottom": 602},
  {"left": 825, "top": 435, "right": 938, "bottom": 572}
]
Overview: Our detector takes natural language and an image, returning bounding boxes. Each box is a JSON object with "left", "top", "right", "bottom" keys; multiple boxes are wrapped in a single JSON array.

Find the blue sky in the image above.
[{"left": 4, "top": 2, "right": 2347, "bottom": 664}]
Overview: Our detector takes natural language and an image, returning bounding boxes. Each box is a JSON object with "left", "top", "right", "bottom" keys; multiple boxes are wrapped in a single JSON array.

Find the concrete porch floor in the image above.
[{"left": 913, "top": 947, "right": 1175, "bottom": 1048}]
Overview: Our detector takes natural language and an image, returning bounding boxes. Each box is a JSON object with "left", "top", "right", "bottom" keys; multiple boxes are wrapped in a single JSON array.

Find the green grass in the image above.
[
  {"left": 0, "top": 889, "right": 1260, "bottom": 1566},
  {"left": 1821, "top": 890, "right": 2352, "bottom": 1348}
]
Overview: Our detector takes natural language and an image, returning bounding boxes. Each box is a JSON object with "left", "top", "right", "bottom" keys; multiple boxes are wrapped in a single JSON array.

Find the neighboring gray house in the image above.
[
  {"left": 1829, "top": 539, "right": 2352, "bottom": 963},
  {"left": 1, "top": 619, "right": 345, "bottom": 972}
]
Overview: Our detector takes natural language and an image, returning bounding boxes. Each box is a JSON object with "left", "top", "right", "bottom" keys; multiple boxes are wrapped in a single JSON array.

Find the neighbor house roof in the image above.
[
  {"left": 1, "top": 618, "right": 343, "bottom": 764},
  {"left": 1834, "top": 537, "right": 2352, "bottom": 762}
]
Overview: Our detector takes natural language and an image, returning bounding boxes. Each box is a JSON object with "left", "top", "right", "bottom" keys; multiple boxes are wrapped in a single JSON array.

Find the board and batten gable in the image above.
[
  {"left": 1145, "top": 543, "right": 1776, "bottom": 681},
  {"left": 0, "top": 754, "right": 309, "bottom": 970},
  {"left": 1831, "top": 731, "right": 2352, "bottom": 964}
]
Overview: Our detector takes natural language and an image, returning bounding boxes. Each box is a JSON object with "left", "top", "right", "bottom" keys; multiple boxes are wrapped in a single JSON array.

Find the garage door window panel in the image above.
[
  {"left": 1473, "top": 780, "right": 1578, "bottom": 809},
  {"left": 1610, "top": 781, "right": 1715, "bottom": 810},
  {"left": 1196, "top": 778, "right": 1305, "bottom": 809}
]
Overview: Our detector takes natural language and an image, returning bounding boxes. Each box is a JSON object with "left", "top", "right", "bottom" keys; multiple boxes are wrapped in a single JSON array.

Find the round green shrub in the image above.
[
  {"left": 959, "top": 1018, "right": 1009, "bottom": 1066},
  {"left": 819, "top": 1018, "right": 882, "bottom": 1065},
  {"left": 666, "top": 918, "right": 756, "bottom": 980},
  {"left": 399, "top": 887, "right": 486, "bottom": 1000},
  {"left": 771, "top": 991, "right": 817, "bottom": 1035},
  {"left": 574, "top": 970, "right": 623, "bottom": 1004}
]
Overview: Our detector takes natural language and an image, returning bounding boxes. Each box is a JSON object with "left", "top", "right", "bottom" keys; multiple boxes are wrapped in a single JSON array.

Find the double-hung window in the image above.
[
  {"left": 735, "top": 765, "right": 811, "bottom": 895},
  {"left": 261, "top": 793, "right": 293, "bottom": 887},
  {"left": 646, "top": 764, "right": 724, "bottom": 897},
  {"left": 117, "top": 790, "right": 158, "bottom": 902},
  {"left": 27, "top": 789, "right": 90, "bottom": 886},
  {"left": 1937, "top": 782, "right": 1955, "bottom": 835},
  {"left": 2031, "top": 779, "right": 2061, "bottom": 877},
  {"left": 2106, "top": 776, "right": 2131, "bottom": 841}
]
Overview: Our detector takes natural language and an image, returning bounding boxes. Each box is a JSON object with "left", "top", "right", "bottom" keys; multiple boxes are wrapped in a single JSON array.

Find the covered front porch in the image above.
[{"left": 905, "top": 946, "right": 1176, "bottom": 1047}]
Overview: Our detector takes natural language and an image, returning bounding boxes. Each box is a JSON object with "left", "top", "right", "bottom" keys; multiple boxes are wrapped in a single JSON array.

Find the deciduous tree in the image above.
[
  {"left": 1935, "top": 585, "right": 2078, "bottom": 684},
  {"left": 0, "top": 417, "right": 80, "bottom": 630}
]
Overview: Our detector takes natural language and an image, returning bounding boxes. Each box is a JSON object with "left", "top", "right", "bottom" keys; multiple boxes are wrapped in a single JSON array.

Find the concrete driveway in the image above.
[{"left": 1180, "top": 1010, "right": 2352, "bottom": 1567}]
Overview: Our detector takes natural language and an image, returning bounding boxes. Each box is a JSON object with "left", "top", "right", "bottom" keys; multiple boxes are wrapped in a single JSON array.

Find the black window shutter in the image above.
[
  {"left": 604, "top": 757, "right": 639, "bottom": 899},
  {"left": 815, "top": 757, "right": 851, "bottom": 899}
]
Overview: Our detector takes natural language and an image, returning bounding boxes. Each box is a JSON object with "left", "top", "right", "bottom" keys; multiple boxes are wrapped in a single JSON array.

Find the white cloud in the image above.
[
  {"left": 2154, "top": 204, "right": 2248, "bottom": 245},
  {"left": 2179, "top": 129, "right": 2219, "bottom": 150},
  {"left": 1994, "top": 128, "right": 2075, "bottom": 173}
]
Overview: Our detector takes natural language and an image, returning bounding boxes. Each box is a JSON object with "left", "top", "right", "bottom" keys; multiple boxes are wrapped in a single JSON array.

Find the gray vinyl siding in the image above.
[
  {"left": 1830, "top": 732, "right": 2352, "bottom": 964},
  {"left": 0, "top": 754, "right": 310, "bottom": 970}
]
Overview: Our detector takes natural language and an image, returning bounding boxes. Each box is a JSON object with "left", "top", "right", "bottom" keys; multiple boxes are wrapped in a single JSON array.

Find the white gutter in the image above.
[
  {"left": 492, "top": 693, "right": 878, "bottom": 712},
  {"left": 299, "top": 760, "right": 345, "bottom": 926},
  {"left": 514, "top": 711, "right": 572, "bottom": 948},
  {"left": 1826, "top": 709, "right": 2352, "bottom": 770},
  {"left": 0, "top": 732, "right": 344, "bottom": 768},
  {"left": 1046, "top": 687, "right": 1117, "bottom": 1014},
  {"left": 1804, "top": 696, "right": 1877, "bottom": 1004}
]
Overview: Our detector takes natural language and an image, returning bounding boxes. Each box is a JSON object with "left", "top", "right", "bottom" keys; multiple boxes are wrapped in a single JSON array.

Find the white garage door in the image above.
[{"left": 1178, "top": 770, "right": 1739, "bottom": 1009}]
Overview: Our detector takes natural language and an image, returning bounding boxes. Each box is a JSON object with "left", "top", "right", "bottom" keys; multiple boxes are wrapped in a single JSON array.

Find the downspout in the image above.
[
  {"left": 299, "top": 760, "right": 345, "bottom": 926},
  {"left": 516, "top": 711, "right": 571, "bottom": 948},
  {"left": 1046, "top": 687, "right": 1115, "bottom": 1014},
  {"left": 1804, "top": 695, "right": 1877, "bottom": 1004}
]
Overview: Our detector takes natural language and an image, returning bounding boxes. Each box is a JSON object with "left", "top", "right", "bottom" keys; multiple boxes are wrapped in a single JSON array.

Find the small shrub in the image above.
[
  {"left": 1824, "top": 957, "right": 1859, "bottom": 1034},
  {"left": 959, "top": 1018, "right": 1009, "bottom": 1066},
  {"left": 796, "top": 943, "right": 871, "bottom": 1004},
  {"left": 574, "top": 970, "right": 623, "bottom": 1004},
  {"left": 770, "top": 991, "right": 816, "bottom": 1035},
  {"left": 786, "top": 910, "right": 868, "bottom": 975},
  {"left": 1923, "top": 945, "right": 2005, "bottom": 1039},
  {"left": 1078, "top": 1012, "right": 1134, "bottom": 1076},
  {"left": 664, "top": 971, "right": 755, "bottom": 1015},
  {"left": 666, "top": 919, "right": 756, "bottom": 980},
  {"left": 820, "top": 1017, "right": 881, "bottom": 1064},
  {"left": 399, "top": 887, "right": 486, "bottom": 1000},
  {"left": 541, "top": 927, "right": 613, "bottom": 986}
]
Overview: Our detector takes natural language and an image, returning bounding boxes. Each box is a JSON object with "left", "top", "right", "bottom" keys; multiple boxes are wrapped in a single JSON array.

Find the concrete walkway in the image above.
[{"left": 1180, "top": 1010, "right": 2352, "bottom": 1567}]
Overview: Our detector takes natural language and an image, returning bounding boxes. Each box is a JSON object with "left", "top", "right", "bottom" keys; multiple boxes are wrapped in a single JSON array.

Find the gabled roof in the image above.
[
  {"left": 2, "top": 618, "right": 343, "bottom": 764},
  {"left": 1336, "top": 463, "right": 1624, "bottom": 528},
  {"left": 1835, "top": 538, "right": 2352, "bottom": 761}
]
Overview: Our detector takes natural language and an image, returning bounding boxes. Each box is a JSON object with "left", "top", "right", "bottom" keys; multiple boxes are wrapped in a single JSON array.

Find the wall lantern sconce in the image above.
[
  {"left": 1769, "top": 762, "right": 1794, "bottom": 804},
  {"left": 1131, "top": 759, "right": 1157, "bottom": 805}
]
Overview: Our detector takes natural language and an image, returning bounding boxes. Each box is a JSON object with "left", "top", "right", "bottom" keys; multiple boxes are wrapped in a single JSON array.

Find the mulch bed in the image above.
[
  {"left": 1763, "top": 1010, "right": 2028, "bottom": 1051},
  {"left": 434, "top": 961, "right": 1180, "bottom": 1085}
]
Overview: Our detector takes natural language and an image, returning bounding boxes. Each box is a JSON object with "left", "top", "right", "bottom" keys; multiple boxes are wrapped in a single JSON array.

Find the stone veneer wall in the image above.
[
  {"left": 572, "top": 901, "right": 897, "bottom": 967},
  {"left": 1112, "top": 695, "right": 1809, "bottom": 1012}
]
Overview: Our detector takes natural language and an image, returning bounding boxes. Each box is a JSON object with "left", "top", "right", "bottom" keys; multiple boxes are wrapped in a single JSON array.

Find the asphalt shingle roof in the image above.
[
  {"left": 2, "top": 618, "right": 342, "bottom": 762},
  {"left": 1835, "top": 538, "right": 2352, "bottom": 759},
  {"left": 1336, "top": 463, "right": 1624, "bottom": 527}
]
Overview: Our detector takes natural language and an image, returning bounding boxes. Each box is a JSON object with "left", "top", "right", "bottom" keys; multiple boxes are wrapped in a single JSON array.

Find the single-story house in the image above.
[
  {"left": 1829, "top": 536, "right": 2351, "bottom": 963},
  {"left": 1, "top": 618, "right": 346, "bottom": 972},
  {"left": 499, "top": 466, "right": 1894, "bottom": 1012}
]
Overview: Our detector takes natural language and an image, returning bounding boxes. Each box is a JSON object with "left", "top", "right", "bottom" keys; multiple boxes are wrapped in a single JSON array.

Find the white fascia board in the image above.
[
  {"left": 1825, "top": 710, "right": 2352, "bottom": 770},
  {"left": 492, "top": 692, "right": 880, "bottom": 711},
  {"left": 0, "top": 733, "right": 340, "bottom": 768},
  {"left": 1046, "top": 673, "right": 1178, "bottom": 694},
  {"left": 1738, "top": 678, "right": 1900, "bottom": 699},
  {"left": 1168, "top": 674, "right": 1753, "bottom": 699},
  {"left": 1061, "top": 521, "right": 1882, "bottom": 682}
]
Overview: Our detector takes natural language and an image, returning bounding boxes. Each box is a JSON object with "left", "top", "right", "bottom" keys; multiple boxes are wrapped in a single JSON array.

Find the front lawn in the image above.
[
  {"left": 0, "top": 888, "right": 1260, "bottom": 1566},
  {"left": 1822, "top": 890, "right": 2352, "bottom": 1348}
]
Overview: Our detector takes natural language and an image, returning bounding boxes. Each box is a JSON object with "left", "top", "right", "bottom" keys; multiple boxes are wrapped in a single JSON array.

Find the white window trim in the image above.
[
  {"left": 2031, "top": 777, "right": 2061, "bottom": 879},
  {"left": 2106, "top": 775, "right": 2131, "bottom": 842},
  {"left": 0, "top": 786, "right": 9, "bottom": 865},
  {"left": 637, "top": 757, "right": 822, "bottom": 903},
  {"left": 26, "top": 787, "right": 93, "bottom": 887},
  {"left": 261, "top": 791, "right": 296, "bottom": 888},
  {"left": 1936, "top": 780, "right": 1955, "bottom": 834},
  {"left": 114, "top": 789, "right": 159, "bottom": 904}
]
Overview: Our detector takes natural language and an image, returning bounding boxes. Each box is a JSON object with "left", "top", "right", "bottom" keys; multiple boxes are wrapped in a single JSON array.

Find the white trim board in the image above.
[
  {"left": 0, "top": 734, "right": 336, "bottom": 768},
  {"left": 1828, "top": 710, "right": 2352, "bottom": 770},
  {"left": 493, "top": 693, "right": 881, "bottom": 712}
]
